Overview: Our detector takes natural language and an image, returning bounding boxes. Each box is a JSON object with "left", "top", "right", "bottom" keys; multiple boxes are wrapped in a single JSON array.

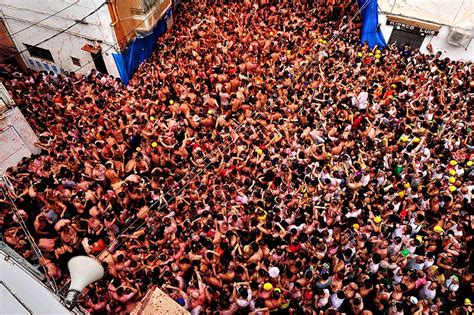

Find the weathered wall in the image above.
[
  {"left": 0, "top": 107, "right": 41, "bottom": 174},
  {"left": 379, "top": 14, "right": 474, "bottom": 62},
  {"left": 0, "top": 0, "right": 119, "bottom": 76},
  {"left": 378, "top": 0, "right": 474, "bottom": 29},
  {"left": 113, "top": 0, "right": 171, "bottom": 45}
]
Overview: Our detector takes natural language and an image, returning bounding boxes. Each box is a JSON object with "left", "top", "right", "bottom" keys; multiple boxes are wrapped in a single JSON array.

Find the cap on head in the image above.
[
  {"left": 268, "top": 266, "right": 280, "bottom": 278},
  {"left": 433, "top": 226, "right": 444, "bottom": 234},
  {"left": 263, "top": 283, "right": 273, "bottom": 291}
]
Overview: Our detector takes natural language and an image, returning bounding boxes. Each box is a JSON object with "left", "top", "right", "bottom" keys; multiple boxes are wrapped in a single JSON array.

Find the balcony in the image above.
[{"left": 131, "top": 0, "right": 171, "bottom": 35}]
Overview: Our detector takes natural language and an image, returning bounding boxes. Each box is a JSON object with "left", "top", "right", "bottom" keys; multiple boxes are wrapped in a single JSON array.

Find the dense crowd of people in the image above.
[{"left": 1, "top": 0, "right": 473, "bottom": 314}]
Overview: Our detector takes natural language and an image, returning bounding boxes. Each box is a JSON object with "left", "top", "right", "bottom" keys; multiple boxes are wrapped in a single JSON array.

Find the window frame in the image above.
[
  {"left": 71, "top": 56, "right": 81, "bottom": 66},
  {"left": 23, "top": 44, "right": 54, "bottom": 63}
]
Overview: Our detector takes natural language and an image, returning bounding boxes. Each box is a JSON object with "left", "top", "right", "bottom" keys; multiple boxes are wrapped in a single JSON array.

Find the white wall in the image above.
[
  {"left": 0, "top": 107, "right": 41, "bottom": 174},
  {"left": 379, "top": 14, "right": 474, "bottom": 62},
  {"left": 378, "top": 0, "right": 474, "bottom": 29},
  {"left": 0, "top": 0, "right": 120, "bottom": 77},
  {"left": 0, "top": 246, "right": 71, "bottom": 314},
  {"left": 377, "top": 0, "right": 473, "bottom": 62}
]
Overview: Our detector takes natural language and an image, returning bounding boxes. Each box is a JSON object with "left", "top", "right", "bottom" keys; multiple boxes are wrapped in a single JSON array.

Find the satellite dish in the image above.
[{"left": 64, "top": 256, "right": 104, "bottom": 310}]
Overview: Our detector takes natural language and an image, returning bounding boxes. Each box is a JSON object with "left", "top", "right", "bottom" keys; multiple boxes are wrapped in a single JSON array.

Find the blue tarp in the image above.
[
  {"left": 113, "top": 9, "right": 172, "bottom": 85},
  {"left": 358, "top": 0, "right": 386, "bottom": 49}
]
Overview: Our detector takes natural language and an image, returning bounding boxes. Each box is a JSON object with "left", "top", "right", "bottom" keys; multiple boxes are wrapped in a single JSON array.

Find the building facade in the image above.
[
  {"left": 0, "top": 241, "right": 85, "bottom": 314},
  {"left": 0, "top": 0, "right": 172, "bottom": 81},
  {"left": 378, "top": 0, "right": 474, "bottom": 61},
  {"left": 0, "top": 83, "right": 41, "bottom": 174}
]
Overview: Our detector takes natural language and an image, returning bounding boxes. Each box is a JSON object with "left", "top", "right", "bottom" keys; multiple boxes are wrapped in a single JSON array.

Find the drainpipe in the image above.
[{"left": 107, "top": 0, "right": 127, "bottom": 51}]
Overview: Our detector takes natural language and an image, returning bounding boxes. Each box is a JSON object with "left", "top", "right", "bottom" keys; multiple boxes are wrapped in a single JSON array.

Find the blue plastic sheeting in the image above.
[
  {"left": 113, "top": 9, "right": 172, "bottom": 85},
  {"left": 358, "top": 0, "right": 386, "bottom": 49}
]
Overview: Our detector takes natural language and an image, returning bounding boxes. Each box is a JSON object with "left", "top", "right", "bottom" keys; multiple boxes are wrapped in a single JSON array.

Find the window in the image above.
[
  {"left": 71, "top": 56, "right": 81, "bottom": 66},
  {"left": 131, "top": 0, "right": 163, "bottom": 14},
  {"left": 388, "top": 29, "right": 424, "bottom": 50},
  {"left": 23, "top": 44, "right": 54, "bottom": 62},
  {"left": 141, "top": 0, "right": 159, "bottom": 12}
]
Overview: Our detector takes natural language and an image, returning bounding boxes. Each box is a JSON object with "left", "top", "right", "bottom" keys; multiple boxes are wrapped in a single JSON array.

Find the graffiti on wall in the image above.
[{"left": 27, "top": 58, "right": 63, "bottom": 73}]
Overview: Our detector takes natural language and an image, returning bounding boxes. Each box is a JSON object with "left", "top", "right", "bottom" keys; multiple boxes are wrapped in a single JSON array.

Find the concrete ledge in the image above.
[{"left": 131, "top": 287, "right": 189, "bottom": 315}]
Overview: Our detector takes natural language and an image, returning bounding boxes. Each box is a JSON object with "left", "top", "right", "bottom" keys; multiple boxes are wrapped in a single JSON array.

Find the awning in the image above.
[
  {"left": 81, "top": 44, "right": 101, "bottom": 54},
  {"left": 386, "top": 15, "right": 441, "bottom": 35}
]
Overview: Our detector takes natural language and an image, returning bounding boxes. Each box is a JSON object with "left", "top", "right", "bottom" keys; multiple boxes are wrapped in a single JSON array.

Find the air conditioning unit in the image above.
[{"left": 447, "top": 28, "right": 472, "bottom": 47}]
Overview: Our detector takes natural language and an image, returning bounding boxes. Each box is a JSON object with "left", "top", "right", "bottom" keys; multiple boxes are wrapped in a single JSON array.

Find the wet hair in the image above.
[
  {"left": 272, "top": 291, "right": 281, "bottom": 299},
  {"left": 112, "top": 278, "right": 120, "bottom": 287},
  {"left": 238, "top": 287, "right": 248, "bottom": 299},
  {"left": 116, "top": 287, "right": 124, "bottom": 296}
]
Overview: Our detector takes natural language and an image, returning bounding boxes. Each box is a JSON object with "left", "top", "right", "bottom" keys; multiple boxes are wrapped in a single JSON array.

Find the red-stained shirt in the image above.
[
  {"left": 90, "top": 239, "right": 106, "bottom": 254},
  {"left": 352, "top": 115, "right": 363, "bottom": 130},
  {"left": 54, "top": 96, "right": 64, "bottom": 104},
  {"left": 289, "top": 243, "right": 301, "bottom": 253}
]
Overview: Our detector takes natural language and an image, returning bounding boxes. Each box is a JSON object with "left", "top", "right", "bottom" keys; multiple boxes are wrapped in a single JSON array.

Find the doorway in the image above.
[
  {"left": 388, "top": 29, "right": 424, "bottom": 50},
  {"left": 0, "top": 18, "right": 27, "bottom": 71},
  {"left": 91, "top": 52, "right": 108, "bottom": 74}
]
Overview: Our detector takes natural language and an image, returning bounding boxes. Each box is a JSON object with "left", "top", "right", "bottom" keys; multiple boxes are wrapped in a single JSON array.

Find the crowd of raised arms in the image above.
[{"left": 0, "top": 0, "right": 473, "bottom": 314}]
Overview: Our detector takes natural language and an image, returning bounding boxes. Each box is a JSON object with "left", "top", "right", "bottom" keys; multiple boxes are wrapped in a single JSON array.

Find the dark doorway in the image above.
[
  {"left": 0, "top": 18, "right": 27, "bottom": 71},
  {"left": 388, "top": 29, "right": 424, "bottom": 50},
  {"left": 91, "top": 52, "right": 108, "bottom": 74}
]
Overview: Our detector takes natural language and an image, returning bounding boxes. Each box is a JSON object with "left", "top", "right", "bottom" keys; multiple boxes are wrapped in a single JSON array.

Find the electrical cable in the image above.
[
  {"left": 0, "top": 1, "right": 79, "bottom": 42},
  {"left": 57, "top": 0, "right": 371, "bottom": 295},
  {"left": 0, "top": 175, "right": 59, "bottom": 293},
  {"left": 0, "top": 2, "right": 107, "bottom": 61},
  {"left": 92, "top": 0, "right": 371, "bottom": 262},
  {"left": 72, "top": 3, "right": 168, "bottom": 74}
]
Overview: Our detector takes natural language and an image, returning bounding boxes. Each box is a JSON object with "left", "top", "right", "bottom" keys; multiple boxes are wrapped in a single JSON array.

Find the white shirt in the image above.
[
  {"left": 369, "top": 261, "right": 380, "bottom": 273},
  {"left": 409, "top": 218, "right": 422, "bottom": 235},
  {"left": 352, "top": 91, "right": 369, "bottom": 110},
  {"left": 393, "top": 202, "right": 401, "bottom": 212},
  {"left": 361, "top": 174, "right": 371, "bottom": 186},
  {"left": 393, "top": 268, "right": 403, "bottom": 284},
  {"left": 317, "top": 289, "right": 330, "bottom": 308},
  {"left": 330, "top": 293, "right": 345, "bottom": 310},
  {"left": 319, "top": 51, "right": 328, "bottom": 59},
  {"left": 236, "top": 289, "right": 252, "bottom": 307},
  {"left": 445, "top": 277, "right": 459, "bottom": 292},
  {"left": 219, "top": 92, "right": 230, "bottom": 106},
  {"left": 346, "top": 209, "right": 361, "bottom": 218},
  {"left": 419, "top": 282, "right": 436, "bottom": 300},
  {"left": 389, "top": 243, "right": 402, "bottom": 257},
  {"left": 393, "top": 226, "right": 406, "bottom": 238},
  {"left": 423, "top": 258, "right": 434, "bottom": 269}
]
